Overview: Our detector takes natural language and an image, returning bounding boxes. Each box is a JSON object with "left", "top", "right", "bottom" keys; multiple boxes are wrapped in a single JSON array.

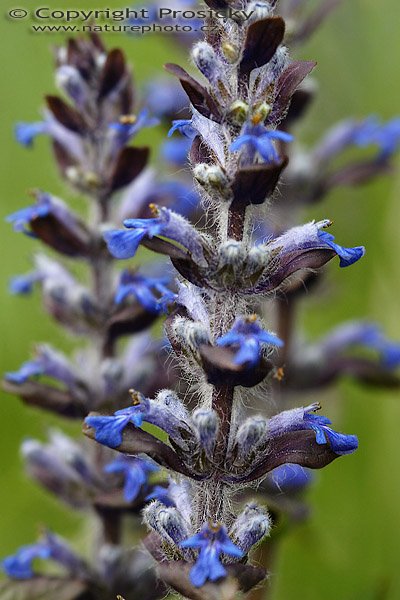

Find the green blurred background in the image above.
[{"left": 1, "top": 1, "right": 400, "bottom": 598}]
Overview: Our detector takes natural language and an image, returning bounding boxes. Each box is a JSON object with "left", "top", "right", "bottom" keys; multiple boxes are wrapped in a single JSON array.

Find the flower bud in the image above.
[
  {"left": 245, "top": 245, "right": 271, "bottom": 277},
  {"left": 230, "top": 503, "right": 271, "bottom": 553},
  {"left": 228, "top": 100, "right": 249, "bottom": 125},
  {"left": 193, "top": 164, "right": 231, "bottom": 200},
  {"left": 218, "top": 240, "right": 246, "bottom": 272},
  {"left": 234, "top": 416, "right": 268, "bottom": 459},
  {"left": 192, "top": 42, "right": 219, "bottom": 82},
  {"left": 56, "top": 65, "right": 88, "bottom": 106},
  {"left": 221, "top": 41, "right": 240, "bottom": 63},
  {"left": 172, "top": 316, "right": 211, "bottom": 353},
  {"left": 246, "top": 1, "right": 274, "bottom": 22},
  {"left": 192, "top": 408, "right": 219, "bottom": 458},
  {"left": 143, "top": 502, "right": 190, "bottom": 547}
]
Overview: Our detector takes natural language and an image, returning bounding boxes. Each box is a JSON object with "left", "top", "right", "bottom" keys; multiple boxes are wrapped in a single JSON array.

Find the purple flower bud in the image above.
[
  {"left": 230, "top": 503, "right": 271, "bottom": 553},
  {"left": 192, "top": 409, "right": 219, "bottom": 458},
  {"left": 5, "top": 345, "right": 76, "bottom": 389},
  {"left": 192, "top": 42, "right": 219, "bottom": 82},
  {"left": 144, "top": 501, "right": 191, "bottom": 546},
  {"left": 233, "top": 416, "right": 268, "bottom": 460},
  {"left": 56, "top": 65, "right": 88, "bottom": 106},
  {"left": 2, "top": 532, "right": 88, "bottom": 580}
]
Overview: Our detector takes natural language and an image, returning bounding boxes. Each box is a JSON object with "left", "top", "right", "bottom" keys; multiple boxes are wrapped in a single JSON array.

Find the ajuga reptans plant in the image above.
[{"left": 2, "top": 1, "right": 400, "bottom": 599}]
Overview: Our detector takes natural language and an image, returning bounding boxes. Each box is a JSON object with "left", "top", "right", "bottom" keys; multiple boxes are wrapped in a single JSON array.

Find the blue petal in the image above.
[
  {"left": 323, "top": 428, "right": 359, "bottom": 455},
  {"left": 9, "top": 273, "right": 38, "bottom": 295},
  {"left": 2, "top": 543, "right": 51, "bottom": 580},
  {"left": 14, "top": 122, "right": 46, "bottom": 147},
  {"left": 219, "top": 539, "right": 243, "bottom": 558},
  {"left": 233, "top": 338, "right": 260, "bottom": 366},
  {"left": 84, "top": 415, "right": 131, "bottom": 448},
  {"left": 189, "top": 555, "right": 210, "bottom": 587},
  {"left": 204, "top": 547, "right": 227, "bottom": 582},
  {"left": 104, "top": 229, "right": 146, "bottom": 259},
  {"left": 256, "top": 136, "right": 278, "bottom": 162},
  {"left": 5, "top": 360, "right": 43, "bottom": 384},
  {"left": 145, "top": 485, "right": 175, "bottom": 507},
  {"left": 168, "top": 119, "right": 196, "bottom": 138},
  {"left": 271, "top": 464, "right": 313, "bottom": 491},
  {"left": 230, "top": 135, "right": 254, "bottom": 152},
  {"left": 318, "top": 231, "right": 365, "bottom": 267},
  {"left": 267, "top": 130, "right": 294, "bottom": 143},
  {"left": 180, "top": 533, "right": 206, "bottom": 550}
]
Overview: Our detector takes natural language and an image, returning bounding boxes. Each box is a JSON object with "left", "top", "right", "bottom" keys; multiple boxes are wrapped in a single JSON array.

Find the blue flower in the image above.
[
  {"left": 303, "top": 412, "right": 358, "bottom": 455},
  {"left": 181, "top": 523, "right": 243, "bottom": 587},
  {"left": 145, "top": 484, "right": 175, "bottom": 507},
  {"left": 104, "top": 212, "right": 166, "bottom": 259},
  {"left": 104, "top": 206, "right": 207, "bottom": 266},
  {"left": 15, "top": 121, "right": 47, "bottom": 147},
  {"left": 230, "top": 124, "right": 293, "bottom": 163},
  {"left": 354, "top": 116, "right": 400, "bottom": 159},
  {"left": 5, "top": 360, "right": 43, "bottom": 384},
  {"left": 318, "top": 230, "right": 365, "bottom": 267},
  {"left": 2, "top": 543, "right": 51, "bottom": 579},
  {"left": 110, "top": 109, "right": 159, "bottom": 147},
  {"left": 216, "top": 316, "right": 283, "bottom": 366},
  {"left": 6, "top": 194, "right": 52, "bottom": 236},
  {"left": 85, "top": 396, "right": 150, "bottom": 448},
  {"left": 168, "top": 119, "right": 197, "bottom": 139},
  {"left": 104, "top": 456, "right": 158, "bottom": 503},
  {"left": 9, "top": 271, "right": 41, "bottom": 295},
  {"left": 2, "top": 532, "right": 86, "bottom": 580},
  {"left": 5, "top": 346, "right": 75, "bottom": 388},
  {"left": 268, "top": 403, "right": 358, "bottom": 456},
  {"left": 321, "top": 321, "right": 400, "bottom": 369},
  {"left": 115, "top": 270, "right": 175, "bottom": 313}
]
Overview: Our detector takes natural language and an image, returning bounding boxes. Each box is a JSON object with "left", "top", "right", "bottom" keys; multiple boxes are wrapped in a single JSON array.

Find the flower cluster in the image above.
[{"left": 3, "top": 2, "right": 400, "bottom": 600}]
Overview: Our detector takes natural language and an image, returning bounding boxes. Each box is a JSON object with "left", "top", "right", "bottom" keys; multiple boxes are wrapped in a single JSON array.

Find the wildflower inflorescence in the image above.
[{"left": 2, "top": 2, "right": 400, "bottom": 599}]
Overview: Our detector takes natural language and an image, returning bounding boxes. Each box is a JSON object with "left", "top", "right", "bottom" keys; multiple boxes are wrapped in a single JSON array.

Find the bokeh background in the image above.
[{"left": 1, "top": 1, "right": 400, "bottom": 598}]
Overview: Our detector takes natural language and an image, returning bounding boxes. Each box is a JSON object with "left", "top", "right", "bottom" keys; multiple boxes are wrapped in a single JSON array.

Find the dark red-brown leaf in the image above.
[
  {"left": 199, "top": 344, "right": 274, "bottom": 387},
  {"left": 83, "top": 418, "right": 202, "bottom": 479},
  {"left": 98, "top": 48, "right": 126, "bottom": 100},
  {"left": 164, "top": 63, "right": 222, "bottom": 122},
  {"left": 240, "top": 17, "right": 285, "bottom": 77},
  {"left": 231, "top": 158, "right": 288, "bottom": 206},
  {"left": 269, "top": 60, "right": 316, "bottom": 123},
  {"left": 227, "top": 430, "right": 338, "bottom": 483},
  {"left": 2, "top": 380, "right": 87, "bottom": 418},
  {"left": 46, "top": 96, "right": 86, "bottom": 133},
  {"left": 109, "top": 146, "right": 149, "bottom": 192}
]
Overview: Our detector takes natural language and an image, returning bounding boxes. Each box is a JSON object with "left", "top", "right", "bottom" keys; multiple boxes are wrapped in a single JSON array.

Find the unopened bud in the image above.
[
  {"left": 192, "top": 42, "right": 219, "bottom": 82},
  {"left": 218, "top": 240, "right": 246, "bottom": 271},
  {"left": 192, "top": 408, "right": 219, "bottom": 458},
  {"left": 230, "top": 503, "right": 271, "bottom": 553},
  {"left": 234, "top": 416, "right": 268, "bottom": 458},
  {"left": 143, "top": 502, "right": 190, "bottom": 547},
  {"left": 56, "top": 65, "right": 88, "bottom": 105},
  {"left": 173, "top": 316, "right": 211, "bottom": 352},
  {"left": 221, "top": 41, "right": 240, "bottom": 63},
  {"left": 193, "top": 164, "right": 231, "bottom": 200},
  {"left": 228, "top": 100, "right": 249, "bottom": 125}
]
